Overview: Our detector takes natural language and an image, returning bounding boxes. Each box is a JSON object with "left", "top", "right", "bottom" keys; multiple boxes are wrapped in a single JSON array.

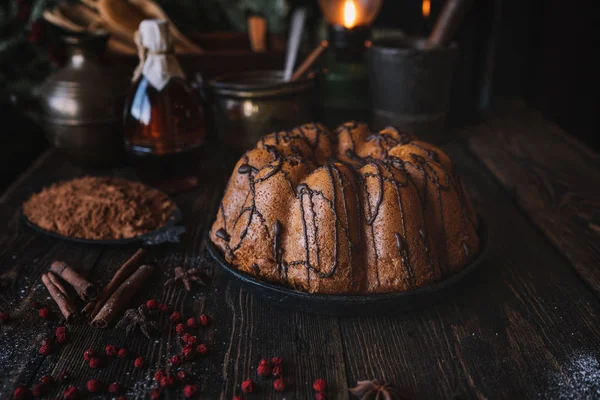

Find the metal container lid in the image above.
[{"left": 208, "top": 70, "right": 316, "bottom": 99}]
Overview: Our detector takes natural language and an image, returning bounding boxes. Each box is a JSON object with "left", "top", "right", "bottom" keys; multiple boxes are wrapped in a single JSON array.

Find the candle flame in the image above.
[
  {"left": 422, "top": 0, "right": 431, "bottom": 18},
  {"left": 343, "top": 0, "right": 357, "bottom": 28}
]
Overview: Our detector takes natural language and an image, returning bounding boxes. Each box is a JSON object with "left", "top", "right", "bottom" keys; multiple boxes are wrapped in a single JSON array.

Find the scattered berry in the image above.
[
  {"left": 39, "top": 344, "right": 52, "bottom": 355},
  {"left": 105, "top": 344, "right": 118, "bottom": 357},
  {"left": 181, "top": 333, "right": 192, "bottom": 343},
  {"left": 182, "top": 344, "right": 195, "bottom": 357},
  {"left": 134, "top": 357, "right": 145, "bottom": 368},
  {"left": 38, "top": 307, "right": 50, "bottom": 319},
  {"left": 183, "top": 385, "right": 198, "bottom": 398},
  {"left": 257, "top": 362, "right": 272, "bottom": 377},
  {"left": 313, "top": 378, "right": 327, "bottom": 392},
  {"left": 40, "top": 376, "right": 53, "bottom": 385},
  {"left": 196, "top": 344, "right": 208, "bottom": 356},
  {"left": 56, "top": 333, "right": 68, "bottom": 344},
  {"left": 146, "top": 299, "right": 158, "bottom": 309},
  {"left": 150, "top": 388, "right": 162, "bottom": 399},
  {"left": 233, "top": 397, "right": 243, "bottom": 400},
  {"left": 13, "top": 387, "right": 30, "bottom": 400},
  {"left": 274, "top": 378, "right": 285, "bottom": 392},
  {"left": 41, "top": 337, "right": 53, "bottom": 347},
  {"left": 272, "top": 365, "right": 283, "bottom": 378},
  {"left": 0, "top": 312, "right": 9, "bottom": 323},
  {"left": 177, "top": 370, "right": 188, "bottom": 382},
  {"left": 83, "top": 348, "right": 95, "bottom": 361},
  {"left": 175, "top": 323, "right": 186, "bottom": 335},
  {"left": 241, "top": 379, "right": 254, "bottom": 393},
  {"left": 158, "top": 303, "right": 170, "bottom": 313},
  {"left": 169, "top": 311, "right": 181, "bottom": 323},
  {"left": 154, "top": 370, "right": 166, "bottom": 383},
  {"left": 108, "top": 382, "right": 122, "bottom": 394},
  {"left": 63, "top": 386, "right": 78, "bottom": 400},
  {"left": 186, "top": 317, "right": 197, "bottom": 329},
  {"left": 56, "top": 370, "right": 70, "bottom": 382},
  {"left": 259, "top": 358, "right": 269, "bottom": 366},
  {"left": 186, "top": 336, "right": 197, "bottom": 345},
  {"left": 55, "top": 326, "right": 67, "bottom": 337},
  {"left": 117, "top": 348, "right": 128, "bottom": 359},
  {"left": 31, "top": 301, "right": 42, "bottom": 309},
  {"left": 271, "top": 356, "right": 282, "bottom": 365},
  {"left": 315, "top": 393, "right": 327, "bottom": 400},
  {"left": 86, "top": 379, "right": 101, "bottom": 393},
  {"left": 32, "top": 383, "right": 47, "bottom": 397},
  {"left": 170, "top": 355, "right": 181, "bottom": 367},
  {"left": 160, "top": 376, "right": 176, "bottom": 388},
  {"left": 89, "top": 357, "right": 101, "bottom": 368},
  {"left": 198, "top": 314, "right": 211, "bottom": 326}
]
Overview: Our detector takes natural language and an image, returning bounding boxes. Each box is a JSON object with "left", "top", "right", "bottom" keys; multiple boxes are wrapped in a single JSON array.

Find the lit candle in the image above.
[{"left": 343, "top": 0, "right": 358, "bottom": 28}]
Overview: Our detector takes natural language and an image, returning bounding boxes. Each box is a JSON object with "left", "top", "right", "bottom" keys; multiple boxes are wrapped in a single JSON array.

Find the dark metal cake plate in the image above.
[
  {"left": 207, "top": 217, "right": 488, "bottom": 316},
  {"left": 20, "top": 207, "right": 185, "bottom": 246}
]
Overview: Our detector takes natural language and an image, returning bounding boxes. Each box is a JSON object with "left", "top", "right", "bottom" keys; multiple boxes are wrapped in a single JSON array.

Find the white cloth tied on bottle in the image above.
[{"left": 132, "top": 19, "right": 185, "bottom": 91}]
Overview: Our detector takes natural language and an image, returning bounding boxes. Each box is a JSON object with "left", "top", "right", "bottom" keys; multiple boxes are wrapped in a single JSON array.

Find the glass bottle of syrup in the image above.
[{"left": 124, "top": 19, "right": 205, "bottom": 193}]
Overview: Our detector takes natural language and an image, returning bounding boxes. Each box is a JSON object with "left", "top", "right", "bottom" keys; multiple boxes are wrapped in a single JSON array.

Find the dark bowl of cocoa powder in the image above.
[{"left": 21, "top": 176, "right": 185, "bottom": 245}]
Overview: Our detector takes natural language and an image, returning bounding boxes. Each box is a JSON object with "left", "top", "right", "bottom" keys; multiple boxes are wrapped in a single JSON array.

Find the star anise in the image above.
[
  {"left": 164, "top": 267, "right": 205, "bottom": 291},
  {"left": 115, "top": 305, "right": 158, "bottom": 339},
  {"left": 349, "top": 380, "right": 410, "bottom": 400}
]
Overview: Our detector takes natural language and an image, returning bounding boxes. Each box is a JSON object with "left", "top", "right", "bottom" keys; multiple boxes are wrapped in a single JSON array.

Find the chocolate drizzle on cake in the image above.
[{"left": 210, "top": 122, "right": 479, "bottom": 294}]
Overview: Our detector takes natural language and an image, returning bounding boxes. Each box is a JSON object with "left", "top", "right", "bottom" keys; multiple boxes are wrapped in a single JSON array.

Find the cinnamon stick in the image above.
[
  {"left": 90, "top": 264, "right": 154, "bottom": 328},
  {"left": 291, "top": 40, "right": 328, "bottom": 81},
  {"left": 50, "top": 261, "right": 98, "bottom": 301},
  {"left": 41, "top": 273, "right": 78, "bottom": 324},
  {"left": 47, "top": 271, "right": 70, "bottom": 297},
  {"left": 83, "top": 248, "right": 147, "bottom": 319}
]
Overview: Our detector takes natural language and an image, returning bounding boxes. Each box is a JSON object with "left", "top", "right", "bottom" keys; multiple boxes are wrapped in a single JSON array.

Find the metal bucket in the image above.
[
  {"left": 208, "top": 70, "right": 317, "bottom": 154},
  {"left": 368, "top": 38, "right": 457, "bottom": 141}
]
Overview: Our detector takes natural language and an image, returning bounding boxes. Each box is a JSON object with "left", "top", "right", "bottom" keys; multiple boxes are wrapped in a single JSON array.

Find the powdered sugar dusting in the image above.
[{"left": 539, "top": 351, "right": 600, "bottom": 399}]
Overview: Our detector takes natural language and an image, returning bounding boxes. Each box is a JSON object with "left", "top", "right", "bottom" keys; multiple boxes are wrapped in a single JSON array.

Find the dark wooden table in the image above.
[{"left": 1, "top": 101, "right": 599, "bottom": 399}]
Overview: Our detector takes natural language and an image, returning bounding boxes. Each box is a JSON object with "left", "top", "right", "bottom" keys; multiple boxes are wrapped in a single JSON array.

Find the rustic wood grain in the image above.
[
  {"left": 339, "top": 144, "right": 600, "bottom": 399},
  {"left": 466, "top": 100, "right": 600, "bottom": 297}
]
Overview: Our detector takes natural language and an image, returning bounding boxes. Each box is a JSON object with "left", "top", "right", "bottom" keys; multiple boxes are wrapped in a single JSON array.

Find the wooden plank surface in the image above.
[
  {"left": 0, "top": 114, "right": 599, "bottom": 399},
  {"left": 466, "top": 101, "right": 600, "bottom": 297}
]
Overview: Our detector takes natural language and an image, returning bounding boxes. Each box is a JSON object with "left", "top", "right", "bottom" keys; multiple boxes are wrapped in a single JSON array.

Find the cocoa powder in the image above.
[{"left": 22, "top": 176, "right": 175, "bottom": 240}]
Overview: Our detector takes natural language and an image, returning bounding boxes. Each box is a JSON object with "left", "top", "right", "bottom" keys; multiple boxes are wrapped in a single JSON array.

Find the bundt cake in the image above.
[{"left": 209, "top": 122, "right": 479, "bottom": 294}]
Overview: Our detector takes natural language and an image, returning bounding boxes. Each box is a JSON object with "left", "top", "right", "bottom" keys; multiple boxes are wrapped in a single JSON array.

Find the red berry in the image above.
[
  {"left": 32, "top": 383, "right": 47, "bottom": 397},
  {"left": 177, "top": 370, "right": 188, "bottom": 382},
  {"left": 134, "top": 356, "right": 145, "bottom": 368},
  {"left": 39, "top": 344, "right": 52, "bottom": 355},
  {"left": 186, "top": 335, "right": 197, "bottom": 345},
  {"left": 274, "top": 378, "right": 285, "bottom": 392},
  {"left": 89, "top": 357, "right": 100, "bottom": 368},
  {"left": 196, "top": 344, "right": 208, "bottom": 356},
  {"left": 105, "top": 344, "right": 118, "bottom": 356},
  {"left": 55, "top": 326, "right": 67, "bottom": 337},
  {"left": 257, "top": 363, "right": 272, "bottom": 377},
  {"left": 169, "top": 311, "right": 181, "bottom": 323},
  {"left": 181, "top": 333, "right": 191, "bottom": 343},
  {"left": 241, "top": 379, "right": 254, "bottom": 393},
  {"left": 39, "top": 307, "right": 50, "bottom": 319},
  {"left": 271, "top": 356, "right": 282, "bottom": 365},
  {"left": 160, "top": 376, "right": 175, "bottom": 388},
  {"left": 258, "top": 358, "right": 269, "bottom": 366},
  {"left": 315, "top": 393, "right": 327, "bottom": 400},
  {"left": 175, "top": 323, "right": 186, "bottom": 335},
  {"left": 86, "top": 379, "right": 101, "bottom": 393},
  {"left": 83, "top": 348, "right": 95, "bottom": 361},
  {"left": 170, "top": 355, "right": 181, "bottom": 367},
  {"left": 13, "top": 387, "right": 30, "bottom": 399},
  {"left": 108, "top": 382, "right": 122, "bottom": 394},
  {"left": 63, "top": 386, "right": 78, "bottom": 400},
  {"left": 186, "top": 317, "right": 197, "bottom": 329},
  {"left": 198, "top": 314, "right": 211, "bottom": 326},
  {"left": 56, "top": 333, "right": 68, "bottom": 344},
  {"left": 31, "top": 301, "right": 42, "bottom": 309},
  {"left": 117, "top": 348, "right": 128, "bottom": 359},
  {"left": 272, "top": 365, "right": 283, "bottom": 377},
  {"left": 158, "top": 303, "right": 170, "bottom": 313},
  {"left": 313, "top": 378, "right": 327, "bottom": 392},
  {"left": 146, "top": 299, "right": 158, "bottom": 309},
  {"left": 154, "top": 370, "right": 166, "bottom": 383},
  {"left": 40, "top": 375, "right": 53, "bottom": 385},
  {"left": 233, "top": 397, "right": 243, "bottom": 400},
  {"left": 183, "top": 385, "right": 197, "bottom": 398},
  {"left": 182, "top": 344, "right": 195, "bottom": 357},
  {"left": 150, "top": 388, "right": 162, "bottom": 399},
  {"left": 41, "top": 338, "right": 54, "bottom": 347}
]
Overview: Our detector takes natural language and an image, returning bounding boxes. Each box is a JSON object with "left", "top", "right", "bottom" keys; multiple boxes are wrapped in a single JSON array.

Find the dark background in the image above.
[{"left": 1, "top": 0, "right": 598, "bottom": 191}]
